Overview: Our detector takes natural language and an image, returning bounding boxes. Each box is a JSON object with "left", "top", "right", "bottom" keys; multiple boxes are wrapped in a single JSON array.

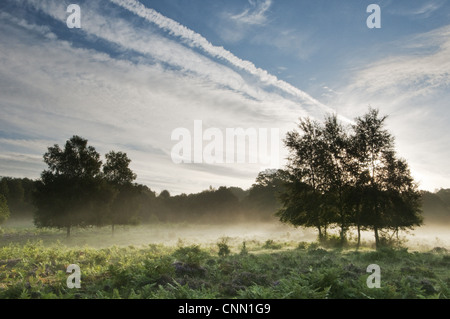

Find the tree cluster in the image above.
[
  {"left": 4, "top": 110, "right": 431, "bottom": 247},
  {"left": 33, "top": 136, "right": 141, "bottom": 236},
  {"left": 30, "top": 136, "right": 283, "bottom": 236},
  {"left": 277, "top": 109, "right": 423, "bottom": 248}
]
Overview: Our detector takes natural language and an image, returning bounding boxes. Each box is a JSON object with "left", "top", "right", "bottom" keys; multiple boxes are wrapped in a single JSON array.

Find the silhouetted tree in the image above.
[
  {"left": 133, "top": 184, "right": 157, "bottom": 223},
  {"left": 277, "top": 118, "right": 331, "bottom": 240},
  {"left": 383, "top": 152, "right": 422, "bottom": 239},
  {"left": 33, "top": 136, "right": 109, "bottom": 237},
  {"left": 103, "top": 151, "right": 137, "bottom": 185},
  {"left": 350, "top": 108, "right": 423, "bottom": 248},
  {"left": 227, "top": 187, "right": 248, "bottom": 202},
  {"left": 277, "top": 175, "right": 324, "bottom": 235},
  {"left": 245, "top": 169, "right": 288, "bottom": 221},
  {"left": 159, "top": 190, "right": 171, "bottom": 199},
  {"left": 102, "top": 151, "right": 139, "bottom": 235},
  {"left": 278, "top": 108, "right": 422, "bottom": 248},
  {"left": 321, "top": 115, "right": 353, "bottom": 244}
]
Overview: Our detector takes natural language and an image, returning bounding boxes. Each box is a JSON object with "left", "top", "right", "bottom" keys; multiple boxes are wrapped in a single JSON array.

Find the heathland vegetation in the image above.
[{"left": 0, "top": 238, "right": 449, "bottom": 299}]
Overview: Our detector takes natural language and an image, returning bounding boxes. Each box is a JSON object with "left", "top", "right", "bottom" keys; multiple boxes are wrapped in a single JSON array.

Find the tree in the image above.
[
  {"left": 277, "top": 118, "right": 331, "bottom": 240},
  {"left": 159, "top": 190, "right": 171, "bottom": 200},
  {"left": 277, "top": 175, "right": 324, "bottom": 235},
  {"left": 0, "top": 194, "right": 10, "bottom": 226},
  {"left": 349, "top": 109, "right": 422, "bottom": 248},
  {"left": 383, "top": 153, "right": 422, "bottom": 239},
  {"left": 132, "top": 184, "right": 157, "bottom": 223},
  {"left": 102, "top": 151, "right": 139, "bottom": 235},
  {"left": 278, "top": 108, "right": 422, "bottom": 248},
  {"left": 43, "top": 135, "right": 102, "bottom": 178},
  {"left": 321, "top": 115, "right": 353, "bottom": 245},
  {"left": 245, "top": 169, "right": 288, "bottom": 221},
  {"left": 103, "top": 151, "right": 137, "bottom": 185},
  {"left": 33, "top": 136, "right": 107, "bottom": 237}
]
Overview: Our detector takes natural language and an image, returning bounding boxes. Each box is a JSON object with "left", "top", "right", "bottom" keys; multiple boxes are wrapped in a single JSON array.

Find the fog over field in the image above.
[{"left": 3, "top": 218, "right": 449, "bottom": 251}]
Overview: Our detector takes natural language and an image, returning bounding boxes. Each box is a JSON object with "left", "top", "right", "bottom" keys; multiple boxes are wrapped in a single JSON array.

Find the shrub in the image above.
[
  {"left": 239, "top": 241, "right": 248, "bottom": 255},
  {"left": 321, "top": 235, "right": 346, "bottom": 249},
  {"left": 217, "top": 238, "right": 231, "bottom": 257},
  {"left": 263, "top": 239, "right": 282, "bottom": 250},
  {"left": 173, "top": 245, "right": 209, "bottom": 266}
]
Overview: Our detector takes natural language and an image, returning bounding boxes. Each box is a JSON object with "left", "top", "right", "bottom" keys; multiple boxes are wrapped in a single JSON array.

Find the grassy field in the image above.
[{"left": 0, "top": 221, "right": 449, "bottom": 299}]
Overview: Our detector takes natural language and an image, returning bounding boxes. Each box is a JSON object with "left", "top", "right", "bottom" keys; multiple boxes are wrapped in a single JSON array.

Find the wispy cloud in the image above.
[
  {"left": 0, "top": 0, "right": 325, "bottom": 193},
  {"left": 389, "top": 0, "right": 446, "bottom": 18},
  {"left": 344, "top": 26, "right": 450, "bottom": 98},
  {"left": 1, "top": 0, "right": 448, "bottom": 194},
  {"left": 333, "top": 25, "right": 450, "bottom": 191},
  {"left": 412, "top": 2, "right": 444, "bottom": 16},
  {"left": 109, "top": 0, "right": 330, "bottom": 113},
  {"left": 230, "top": 0, "right": 272, "bottom": 25}
]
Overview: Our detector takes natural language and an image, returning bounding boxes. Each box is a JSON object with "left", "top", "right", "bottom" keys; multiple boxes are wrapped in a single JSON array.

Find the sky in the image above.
[{"left": 0, "top": 0, "right": 449, "bottom": 195}]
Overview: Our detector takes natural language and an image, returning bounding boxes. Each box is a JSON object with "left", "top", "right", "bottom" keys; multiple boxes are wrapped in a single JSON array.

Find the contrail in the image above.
[{"left": 109, "top": 0, "right": 333, "bottom": 112}]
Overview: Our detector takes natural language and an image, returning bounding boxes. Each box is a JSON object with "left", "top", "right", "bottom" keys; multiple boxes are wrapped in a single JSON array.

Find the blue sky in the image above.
[{"left": 1, "top": 0, "right": 449, "bottom": 194}]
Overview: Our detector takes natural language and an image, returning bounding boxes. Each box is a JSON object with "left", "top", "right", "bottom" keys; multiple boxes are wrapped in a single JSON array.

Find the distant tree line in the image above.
[
  {"left": 0, "top": 177, "right": 36, "bottom": 219},
  {"left": 1, "top": 173, "right": 447, "bottom": 230},
  {"left": 421, "top": 189, "right": 450, "bottom": 224},
  {"left": 0, "top": 171, "right": 283, "bottom": 233},
  {"left": 154, "top": 169, "right": 287, "bottom": 224}
]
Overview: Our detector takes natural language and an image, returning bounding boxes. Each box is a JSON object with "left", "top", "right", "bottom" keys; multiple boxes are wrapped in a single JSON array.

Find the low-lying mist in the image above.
[{"left": 2, "top": 218, "right": 450, "bottom": 251}]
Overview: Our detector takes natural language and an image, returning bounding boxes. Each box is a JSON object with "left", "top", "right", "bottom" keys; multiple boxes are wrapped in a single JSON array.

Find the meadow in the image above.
[{"left": 0, "top": 221, "right": 449, "bottom": 299}]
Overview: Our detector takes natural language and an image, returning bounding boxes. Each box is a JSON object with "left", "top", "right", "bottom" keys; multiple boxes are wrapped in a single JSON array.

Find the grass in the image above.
[{"left": 0, "top": 222, "right": 449, "bottom": 299}]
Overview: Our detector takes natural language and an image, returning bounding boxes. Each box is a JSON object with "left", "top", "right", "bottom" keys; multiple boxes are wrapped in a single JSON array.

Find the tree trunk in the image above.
[
  {"left": 339, "top": 193, "right": 345, "bottom": 245},
  {"left": 357, "top": 224, "right": 361, "bottom": 250},
  {"left": 340, "top": 223, "right": 345, "bottom": 245},
  {"left": 66, "top": 225, "right": 71, "bottom": 238},
  {"left": 374, "top": 226, "right": 380, "bottom": 249},
  {"left": 112, "top": 223, "right": 115, "bottom": 237},
  {"left": 317, "top": 226, "right": 322, "bottom": 242}
]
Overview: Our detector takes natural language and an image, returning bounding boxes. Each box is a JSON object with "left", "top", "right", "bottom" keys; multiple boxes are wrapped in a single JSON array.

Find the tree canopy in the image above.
[
  {"left": 33, "top": 136, "right": 139, "bottom": 236},
  {"left": 103, "top": 151, "right": 137, "bottom": 185},
  {"left": 102, "top": 151, "right": 139, "bottom": 234},
  {"left": 277, "top": 108, "right": 422, "bottom": 248}
]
